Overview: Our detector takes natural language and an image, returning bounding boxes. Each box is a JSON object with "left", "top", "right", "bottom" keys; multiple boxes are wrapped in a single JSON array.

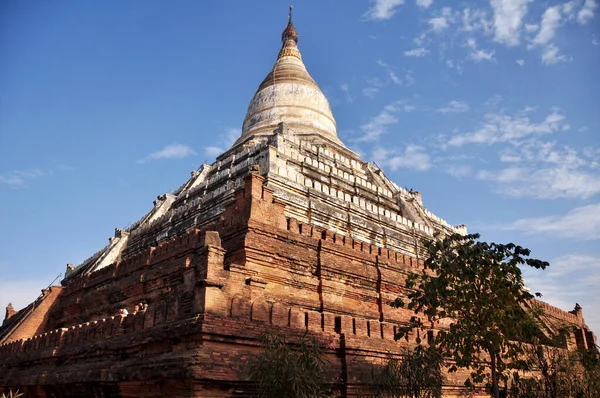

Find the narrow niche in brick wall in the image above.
[
  {"left": 427, "top": 330, "right": 434, "bottom": 345},
  {"left": 334, "top": 316, "right": 341, "bottom": 334},
  {"left": 304, "top": 312, "right": 309, "bottom": 330}
]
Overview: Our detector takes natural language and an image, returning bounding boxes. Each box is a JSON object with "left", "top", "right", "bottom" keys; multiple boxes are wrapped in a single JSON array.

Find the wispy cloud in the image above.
[
  {"left": 404, "top": 48, "right": 430, "bottom": 57},
  {"left": 373, "top": 145, "right": 432, "bottom": 171},
  {"left": 516, "top": 59, "right": 525, "bottom": 66},
  {"left": 531, "top": 6, "right": 562, "bottom": 47},
  {"left": 354, "top": 101, "right": 415, "bottom": 143},
  {"left": 465, "top": 38, "right": 495, "bottom": 62},
  {"left": 460, "top": 7, "right": 493, "bottom": 33},
  {"left": 541, "top": 43, "right": 569, "bottom": 65},
  {"left": 448, "top": 109, "right": 566, "bottom": 146},
  {"left": 470, "top": 48, "right": 495, "bottom": 62},
  {"left": 362, "top": 77, "right": 385, "bottom": 98},
  {"left": 416, "top": 0, "right": 433, "bottom": 9},
  {"left": 524, "top": 23, "right": 539, "bottom": 32},
  {"left": 490, "top": 0, "right": 532, "bottom": 47},
  {"left": 479, "top": 165, "right": 600, "bottom": 199},
  {"left": 505, "top": 203, "right": 600, "bottom": 240},
  {"left": 521, "top": 253, "right": 600, "bottom": 332},
  {"left": 202, "top": 128, "right": 240, "bottom": 159},
  {"left": 355, "top": 106, "right": 399, "bottom": 143},
  {"left": 0, "top": 169, "right": 50, "bottom": 188},
  {"left": 376, "top": 59, "right": 402, "bottom": 85},
  {"left": 340, "top": 83, "right": 356, "bottom": 103},
  {"left": 477, "top": 140, "right": 600, "bottom": 199},
  {"left": 578, "top": 0, "right": 598, "bottom": 24},
  {"left": 404, "top": 70, "right": 416, "bottom": 86},
  {"left": 138, "top": 144, "right": 197, "bottom": 164},
  {"left": 437, "top": 99, "right": 470, "bottom": 114},
  {"left": 364, "top": 0, "right": 405, "bottom": 20},
  {"left": 445, "top": 164, "right": 472, "bottom": 178},
  {"left": 429, "top": 17, "right": 449, "bottom": 32}
]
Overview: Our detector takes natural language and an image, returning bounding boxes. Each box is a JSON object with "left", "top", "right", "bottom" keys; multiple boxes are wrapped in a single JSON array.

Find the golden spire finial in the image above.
[{"left": 281, "top": 4, "right": 299, "bottom": 45}]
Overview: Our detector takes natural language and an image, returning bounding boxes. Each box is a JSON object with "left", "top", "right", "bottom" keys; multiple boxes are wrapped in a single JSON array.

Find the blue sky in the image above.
[{"left": 1, "top": 0, "right": 599, "bottom": 333}]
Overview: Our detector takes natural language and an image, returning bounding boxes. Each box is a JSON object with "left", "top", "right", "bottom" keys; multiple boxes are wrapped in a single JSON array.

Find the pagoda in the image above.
[{"left": 0, "top": 8, "right": 596, "bottom": 397}]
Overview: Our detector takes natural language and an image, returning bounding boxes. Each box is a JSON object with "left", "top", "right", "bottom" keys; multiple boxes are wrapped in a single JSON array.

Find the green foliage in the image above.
[
  {"left": 391, "top": 233, "right": 548, "bottom": 398},
  {"left": 371, "top": 345, "right": 444, "bottom": 398},
  {"left": 510, "top": 344, "right": 576, "bottom": 397},
  {"left": 248, "top": 330, "right": 333, "bottom": 398},
  {"left": 509, "top": 347, "right": 600, "bottom": 398},
  {"left": 578, "top": 348, "right": 600, "bottom": 396}
]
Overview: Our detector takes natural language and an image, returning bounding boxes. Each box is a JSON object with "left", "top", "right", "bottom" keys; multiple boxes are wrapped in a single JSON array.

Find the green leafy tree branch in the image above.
[{"left": 391, "top": 233, "right": 549, "bottom": 398}]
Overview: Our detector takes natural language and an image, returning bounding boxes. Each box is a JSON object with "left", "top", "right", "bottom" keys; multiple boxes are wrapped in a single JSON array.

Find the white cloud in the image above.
[
  {"left": 516, "top": 59, "right": 525, "bottom": 66},
  {"left": 416, "top": 0, "right": 433, "bottom": 9},
  {"left": 446, "top": 165, "right": 472, "bottom": 178},
  {"left": 364, "top": 0, "right": 405, "bottom": 20},
  {"left": 541, "top": 43, "right": 568, "bottom": 65},
  {"left": 363, "top": 77, "right": 385, "bottom": 98},
  {"left": 437, "top": 99, "right": 470, "bottom": 114},
  {"left": 404, "top": 70, "right": 416, "bottom": 86},
  {"left": 484, "top": 94, "right": 503, "bottom": 109},
  {"left": 138, "top": 144, "right": 196, "bottom": 163},
  {"left": 491, "top": 0, "right": 532, "bottom": 46},
  {"left": 478, "top": 141, "right": 600, "bottom": 199},
  {"left": 363, "top": 87, "right": 380, "bottom": 98},
  {"left": 373, "top": 145, "right": 432, "bottom": 171},
  {"left": 404, "top": 48, "right": 430, "bottom": 57},
  {"left": 461, "top": 8, "right": 493, "bottom": 34},
  {"left": 340, "top": 83, "right": 355, "bottom": 103},
  {"left": 546, "top": 254, "right": 600, "bottom": 278},
  {"left": 429, "top": 16, "right": 449, "bottom": 32},
  {"left": 524, "top": 23, "right": 539, "bottom": 32},
  {"left": 355, "top": 107, "right": 399, "bottom": 142},
  {"left": 578, "top": 0, "right": 598, "bottom": 24},
  {"left": 531, "top": 6, "right": 562, "bottom": 46},
  {"left": 448, "top": 110, "right": 567, "bottom": 146},
  {"left": 479, "top": 166, "right": 600, "bottom": 199},
  {"left": 377, "top": 59, "right": 402, "bottom": 84},
  {"left": 354, "top": 101, "right": 415, "bottom": 142},
  {"left": 562, "top": 1, "right": 578, "bottom": 20},
  {"left": 505, "top": 203, "right": 600, "bottom": 240},
  {"left": 465, "top": 37, "right": 495, "bottom": 62},
  {"left": 470, "top": 48, "right": 496, "bottom": 62},
  {"left": 0, "top": 169, "right": 49, "bottom": 188},
  {"left": 521, "top": 253, "right": 600, "bottom": 333},
  {"left": 204, "top": 146, "right": 223, "bottom": 158},
  {"left": 202, "top": 128, "right": 240, "bottom": 159}
]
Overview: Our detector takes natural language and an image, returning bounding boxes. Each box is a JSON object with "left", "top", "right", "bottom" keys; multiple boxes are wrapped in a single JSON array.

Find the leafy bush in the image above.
[
  {"left": 371, "top": 345, "right": 444, "bottom": 398},
  {"left": 248, "top": 330, "right": 334, "bottom": 398}
]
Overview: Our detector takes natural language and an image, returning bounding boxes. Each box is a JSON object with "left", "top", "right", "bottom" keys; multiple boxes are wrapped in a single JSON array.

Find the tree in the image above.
[
  {"left": 575, "top": 348, "right": 600, "bottom": 398},
  {"left": 510, "top": 342, "right": 576, "bottom": 397},
  {"left": 371, "top": 345, "right": 444, "bottom": 398},
  {"left": 248, "top": 330, "right": 333, "bottom": 398},
  {"left": 509, "top": 347, "right": 600, "bottom": 398},
  {"left": 391, "top": 233, "right": 549, "bottom": 398}
]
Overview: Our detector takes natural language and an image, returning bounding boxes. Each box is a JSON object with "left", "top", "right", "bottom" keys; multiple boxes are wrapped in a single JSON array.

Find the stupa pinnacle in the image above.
[{"left": 236, "top": 6, "right": 342, "bottom": 146}]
